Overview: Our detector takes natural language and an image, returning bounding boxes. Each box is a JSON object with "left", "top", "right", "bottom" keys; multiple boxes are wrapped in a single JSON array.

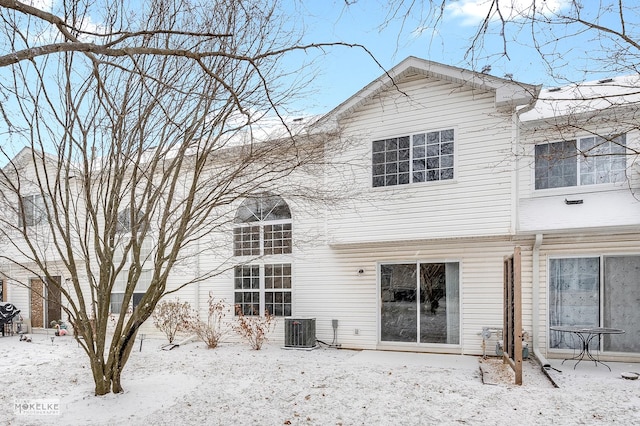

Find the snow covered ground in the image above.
[{"left": 2, "top": 332, "right": 640, "bottom": 425}]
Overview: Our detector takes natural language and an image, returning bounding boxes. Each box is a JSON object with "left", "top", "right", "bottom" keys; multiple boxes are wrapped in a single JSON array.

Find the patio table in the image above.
[{"left": 550, "top": 326, "right": 625, "bottom": 371}]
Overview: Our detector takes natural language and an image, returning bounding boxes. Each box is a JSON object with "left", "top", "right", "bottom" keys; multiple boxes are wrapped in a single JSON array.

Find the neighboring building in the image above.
[
  {"left": 1, "top": 57, "right": 639, "bottom": 362},
  {"left": 518, "top": 76, "right": 640, "bottom": 360}
]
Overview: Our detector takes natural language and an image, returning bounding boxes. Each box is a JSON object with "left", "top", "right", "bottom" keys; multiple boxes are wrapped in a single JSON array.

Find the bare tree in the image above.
[
  {"left": 349, "top": 1, "right": 640, "bottom": 177},
  {"left": 353, "top": 1, "right": 639, "bottom": 80},
  {"left": 0, "top": 0, "right": 363, "bottom": 395}
]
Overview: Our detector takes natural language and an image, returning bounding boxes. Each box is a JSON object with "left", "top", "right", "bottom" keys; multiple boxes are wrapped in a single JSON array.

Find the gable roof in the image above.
[{"left": 316, "top": 56, "right": 539, "bottom": 127}]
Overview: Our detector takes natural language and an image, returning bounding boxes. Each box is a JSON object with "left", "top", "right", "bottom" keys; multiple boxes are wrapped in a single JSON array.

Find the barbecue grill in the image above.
[{"left": 1, "top": 302, "right": 21, "bottom": 336}]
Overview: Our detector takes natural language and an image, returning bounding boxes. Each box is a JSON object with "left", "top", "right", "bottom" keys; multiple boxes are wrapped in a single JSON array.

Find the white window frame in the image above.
[
  {"left": 233, "top": 195, "right": 293, "bottom": 316},
  {"left": 534, "top": 134, "right": 627, "bottom": 191},
  {"left": 233, "top": 219, "right": 292, "bottom": 257},
  {"left": 547, "top": 253, "right": 640, "bottom": 354},
  {"left": 234, "top": 263, "right": 292, "bottom": 317},
  {"left": 372, "top": 128, "right": 456, "bottom": 188},
  {"left": 377, "top": 260, "right": 461, "bottom": 346},
  {"left": 19, "top": 194, "right": 47, "bottom": 227}
]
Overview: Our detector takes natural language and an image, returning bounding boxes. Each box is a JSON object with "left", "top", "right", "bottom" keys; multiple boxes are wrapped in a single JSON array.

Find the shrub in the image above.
[
  {"left": 188, "top": 293, "right": 232, "bottom": 349},
  {"left": 152, "top": 299, "right": 193, "bottom": 344},
  {"left": 233, "top": 305, "right": 275, "bottom": 350}
]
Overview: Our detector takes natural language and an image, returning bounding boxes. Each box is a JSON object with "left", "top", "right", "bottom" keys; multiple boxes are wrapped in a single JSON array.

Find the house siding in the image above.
[
  {"left": 293, "top": 237, "right": 530, "bottom": 356},
  {"left": 326, "top": 76, "right": 517, "bottom": 245},
  {"left": 533, "top": 232, "right": 640, "bottom": 361},
  {"left": 5, "top": 58, "right": 639, "bottom": 362},
  {"left": 517, "top": 124, "right": 640, "bottom": 233}
]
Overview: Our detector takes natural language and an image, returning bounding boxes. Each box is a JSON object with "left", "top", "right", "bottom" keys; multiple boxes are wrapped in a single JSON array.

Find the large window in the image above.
[
  {"left": 535, "top": 135, "right": 626, "bottom": 190},
  {"left": 549, "top": 256, "right": 640, "bottom": 353},
  {"left": 380, "top": 262, "right": 460, "bottom": 344},
  {"left": 234, "top": 264, "right": 292, "bottom": 316},
  {"left": 19, "top": 194, "right": 47, "bottom": 227},
  {"left": 233, "top": 195, "right": 292, "bottom": 316},
  {"left": 372, "top": 129, "right": 455, "bottom": 187}
]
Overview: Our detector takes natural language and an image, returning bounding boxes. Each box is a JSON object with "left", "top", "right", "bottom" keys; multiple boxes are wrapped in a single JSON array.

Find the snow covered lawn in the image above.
[{"left": 2, "top": 333, "right": 640, "bottom": 425}]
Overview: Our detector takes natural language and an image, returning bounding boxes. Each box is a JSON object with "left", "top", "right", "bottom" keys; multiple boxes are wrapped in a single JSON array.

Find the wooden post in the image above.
[{"left": 503, "top": 247, "right": 523, "bottom": 385}]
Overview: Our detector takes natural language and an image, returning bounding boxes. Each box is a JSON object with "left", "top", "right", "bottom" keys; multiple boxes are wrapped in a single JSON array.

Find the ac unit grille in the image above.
[{"left": 284, "top": 318, "right": 316, "bottom": 348}]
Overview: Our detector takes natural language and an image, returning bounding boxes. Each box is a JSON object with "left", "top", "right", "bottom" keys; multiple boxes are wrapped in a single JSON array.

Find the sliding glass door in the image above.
[
  {"left": 380, "top": 262, "right": 459, "bottom": 345},
  {"left": 549, "top": 255, "right": 640, "bottom": 353}
]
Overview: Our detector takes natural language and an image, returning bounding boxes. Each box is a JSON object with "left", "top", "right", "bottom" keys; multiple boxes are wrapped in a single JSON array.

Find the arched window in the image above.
[
  {"left": 233, "top": 195, "right": 292, "bottom": 256},
  {"left": 233, "top": 195, "right": 292, "bottom": 317}
]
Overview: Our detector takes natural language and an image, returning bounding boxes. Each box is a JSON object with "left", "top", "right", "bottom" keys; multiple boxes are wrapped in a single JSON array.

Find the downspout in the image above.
[
  {"left": 194, "top": 237, "right": 200, "bottom": 313},
  {"left": 513, "top": 86, "right": 551, "bottom": 369},
  {"left": 531, "top": 233, "right": 550, "bottom": 368}
]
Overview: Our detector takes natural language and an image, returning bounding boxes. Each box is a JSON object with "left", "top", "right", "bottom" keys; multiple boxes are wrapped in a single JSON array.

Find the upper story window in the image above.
[
  {"left": 233, "top": 195, "right": 292, "bottom": 256},
  {"left": 372, "top": 129, "right": 455, "bottom": 188},
  {"left": 117, "top": 207, "right": 133, "bottom": 233},
  {"left": 19, "top": 194, "right": 47, "bottom": 227},
  {"left": 534, "top": 135, "right": 626, "bottom": 190},
  {"left": 116, "top": 206, "right": 147, "bottom": 234}
]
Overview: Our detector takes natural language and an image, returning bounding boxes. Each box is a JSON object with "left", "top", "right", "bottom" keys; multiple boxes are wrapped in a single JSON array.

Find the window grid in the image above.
[
  {"left": 264, "top": 224, "right": 292, "bottom": 255},
  {"left": 233, "top": 264, "right": 291, "bottom": 316},
  {"left": 264, "top": 263, "right": 292, "bottom": 316},
  {"left": 579, "top": 136, "right": 626, "bottom": 186},
  {"left": 372, "top": 130, "right": 454, "bottom": 188},
  {"left": 234, "top": 265, "right": 260, "bottom": 315},
  {"left": 372, "top": 136, "right": 410, "bottom": 187},
  {"left": 233, "top": 225, "right": 261, "bottom": 256},
  {"left": 535, "top": 135, "right": 626, "bottom": 190},
  {"left": 233, "top": 196, "right": 293, "bottom": 317}
]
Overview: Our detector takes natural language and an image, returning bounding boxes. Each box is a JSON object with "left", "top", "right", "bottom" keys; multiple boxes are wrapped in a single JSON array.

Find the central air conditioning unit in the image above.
[{"left": 284, "top": 318, "right": 316, "bottom": 348}]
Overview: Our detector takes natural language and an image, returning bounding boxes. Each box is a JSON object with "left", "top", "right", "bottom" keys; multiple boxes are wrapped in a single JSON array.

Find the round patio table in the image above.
[{"left": 550, "top": 326, "right": 625, "bottom": 371}]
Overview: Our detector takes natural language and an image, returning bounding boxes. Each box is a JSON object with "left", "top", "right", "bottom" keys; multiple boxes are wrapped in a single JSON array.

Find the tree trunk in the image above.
[
  {"left": 89, "top": 357, "right": 112, "bottom": 396},
  {"left": 91, "top": 322, "right": 140, "bottom": 395}
]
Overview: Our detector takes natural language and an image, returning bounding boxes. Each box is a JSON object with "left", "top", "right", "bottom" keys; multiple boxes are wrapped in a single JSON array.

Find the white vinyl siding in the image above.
[
  {"left": 327, "top": 77, "right": 515, "bottom": 244},
  {"left": 293, "top": 237, "right": 529, "bottom": 355}
]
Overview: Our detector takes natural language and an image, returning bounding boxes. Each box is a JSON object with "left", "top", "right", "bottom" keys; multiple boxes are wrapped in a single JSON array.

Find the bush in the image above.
[
  {"left": 188, "top": 293, "right": 231, "bottom": 349},
  {"left": 152, "top": 299, "right": 193, "bottom": 344},
  {"left": 233, "top": 305, "right": 275, "bottom": 350}
]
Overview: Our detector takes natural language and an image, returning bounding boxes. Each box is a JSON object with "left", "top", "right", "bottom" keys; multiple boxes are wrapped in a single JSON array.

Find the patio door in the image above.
[
  {"left": 549, "top": 256, "right": 640, "bottom": 353},
  {"left": 380, "top": 262, "right": 459, "bottom": 344}
]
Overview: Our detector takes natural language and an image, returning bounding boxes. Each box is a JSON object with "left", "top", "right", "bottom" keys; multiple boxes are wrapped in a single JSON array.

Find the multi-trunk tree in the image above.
[{"left": 0, "top": 0, "right": 358, "bottom": 395}]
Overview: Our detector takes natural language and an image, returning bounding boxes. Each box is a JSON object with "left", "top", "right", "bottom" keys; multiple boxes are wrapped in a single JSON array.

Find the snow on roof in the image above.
[
  {"left": 240, "top": 115, "right": 320, "bottom": 142},
  {"left": 520, "top": 74, "right": 640, "bottom": 122}
]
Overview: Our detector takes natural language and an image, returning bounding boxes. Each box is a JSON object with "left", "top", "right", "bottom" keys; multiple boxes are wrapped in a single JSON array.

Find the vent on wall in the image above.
[{"left": 284, "top": 318, "right": 316, "bottom": 348}]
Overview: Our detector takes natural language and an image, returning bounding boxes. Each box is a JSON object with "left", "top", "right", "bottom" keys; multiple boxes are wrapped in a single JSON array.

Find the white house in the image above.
[
  {"left": 2, "top": 56, "right": 639, "bottom": 362},
  {"left": 518, "top": 76, "right": 640, "bottom": 361}
]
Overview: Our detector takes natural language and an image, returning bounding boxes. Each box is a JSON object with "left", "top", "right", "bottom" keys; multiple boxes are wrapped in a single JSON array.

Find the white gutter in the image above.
[
  {"left": 195, "top": 238, "right": 200, "bottom": 312},
  {"left": 510, "top": 110, "right": 519, "bottom": 234}
]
